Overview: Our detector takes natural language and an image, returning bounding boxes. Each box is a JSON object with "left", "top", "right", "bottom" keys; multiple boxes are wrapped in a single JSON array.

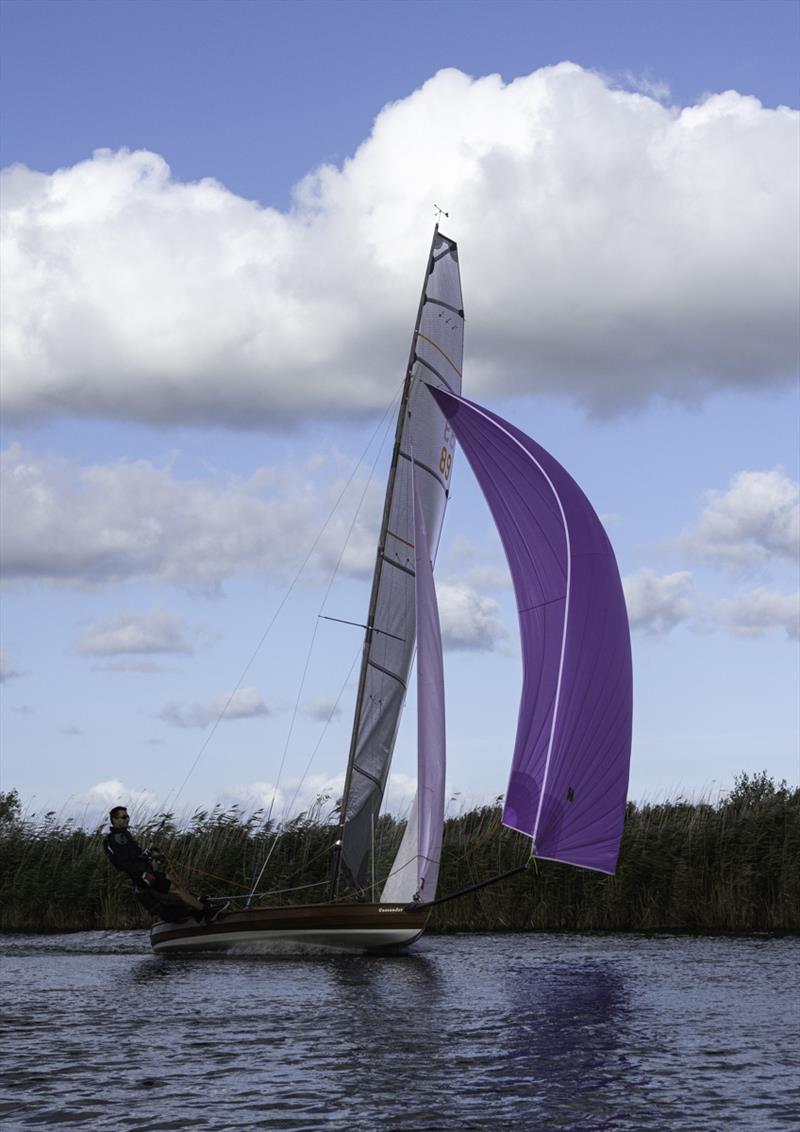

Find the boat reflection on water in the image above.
[
  {"left": 320, "top": 947, "right": 631, "bottom": 1129},
  {"left": 498, "top": 960, "right": 631, "bottom": 1117}
]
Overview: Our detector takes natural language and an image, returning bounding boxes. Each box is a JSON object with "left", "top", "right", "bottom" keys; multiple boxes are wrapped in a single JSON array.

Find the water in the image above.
[{"left": 1, "top": 932, "right": 797, "bottom": 1131}]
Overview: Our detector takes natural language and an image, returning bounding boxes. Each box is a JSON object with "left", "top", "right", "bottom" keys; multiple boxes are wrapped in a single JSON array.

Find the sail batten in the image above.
[
  {"left": 378, "top": 555, "right": 416, "bottom": 579},
  {"left": 366, "top": 659, "right": 407, "bottom": 685},
  {"left": 398, "top": 449, "right": 449, "bottom": 486},
  {"left": 415, "top": 354, "right": 458, "bottom": 392},
  {"left": 414, "top": 332, "right": 463, "bottom": 378}
]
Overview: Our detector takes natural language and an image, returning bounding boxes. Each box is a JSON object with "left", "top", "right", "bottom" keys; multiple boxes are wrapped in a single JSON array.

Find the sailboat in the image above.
[{"left": 149, "top": 229, "right": 632, "bottom": 955}]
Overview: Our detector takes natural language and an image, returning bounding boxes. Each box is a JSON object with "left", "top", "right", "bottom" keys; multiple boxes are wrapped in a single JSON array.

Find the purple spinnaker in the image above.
[{"left": 429, "top": 387, "right": 632, "bottom": 875}]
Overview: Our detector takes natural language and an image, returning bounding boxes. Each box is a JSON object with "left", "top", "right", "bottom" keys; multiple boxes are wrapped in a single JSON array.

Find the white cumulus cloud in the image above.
[
  {"left": 302, "top": 698, "right": 343, "bottom": 722},
  {"left": 623, "top": 569, "right": 695, "bottom": 634},
  {"left": 75, "top": 608, "right": 194, "bottom": 655},
  {"left": 0, "top": 443, "right": 380, "bottom": 590},
  {"left": 159, "top": 685, "right": 268, "bottom": 730},
  {"left": 95, "top": 659, "right": 173, "bottom": 673},
  {"left": 218, "top": 769, "right": 419, "bottom": 824},
  {"left": 712, "top": 588, "right": 799, "bottom": 639},
  {"left": 2, "top": 65, "right": 797, "bottom": 426},
  {"left": 217, "top": 772, "right": 344, "bottom": 824},
  {"left": 63, "top": 779, "right": 159, "bottom": 826},
  {"left": 438, "top": 580, "right": 507, "bottom": 651},
  {"left": 679, "top": 468, "right": 799, "bottom": 566}
]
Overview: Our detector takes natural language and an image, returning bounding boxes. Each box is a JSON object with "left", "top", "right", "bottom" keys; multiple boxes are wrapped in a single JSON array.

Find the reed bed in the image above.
[{"left": 1, "top": 772, "right": 797, "bottom": 934}]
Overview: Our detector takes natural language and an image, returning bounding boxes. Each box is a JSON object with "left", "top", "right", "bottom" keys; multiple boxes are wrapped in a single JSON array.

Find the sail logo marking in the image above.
[{"left": 398, "top": 449, "right": 449, "bottom": 492}]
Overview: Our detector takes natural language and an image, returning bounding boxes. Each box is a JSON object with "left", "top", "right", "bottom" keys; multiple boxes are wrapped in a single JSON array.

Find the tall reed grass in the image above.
[{"left": 1, "top": 772, "right": 797, "bottom": 934}]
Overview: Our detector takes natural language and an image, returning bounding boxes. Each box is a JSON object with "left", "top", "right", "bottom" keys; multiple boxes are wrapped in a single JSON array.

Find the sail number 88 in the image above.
[{"left": 439, "top": 447, "right": 452, "bottom": 480}]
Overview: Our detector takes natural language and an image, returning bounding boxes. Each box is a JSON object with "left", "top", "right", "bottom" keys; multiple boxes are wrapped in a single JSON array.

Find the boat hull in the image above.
[{"left": 149, "top": 902, "right": 429, "bottom": 955}]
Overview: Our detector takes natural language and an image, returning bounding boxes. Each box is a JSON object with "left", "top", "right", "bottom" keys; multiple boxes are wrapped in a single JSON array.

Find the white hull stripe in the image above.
[{"left": 151, "top": 926, "right": 423, "bottom": 952}]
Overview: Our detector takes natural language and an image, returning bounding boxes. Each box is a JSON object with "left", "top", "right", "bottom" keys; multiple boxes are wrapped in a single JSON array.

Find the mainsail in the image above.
[
  {"left": 430, "top": 388, "right": 632, "bottom": 875},
  {"left": 337, "top": 229, "right": 463, "bottom": 892},
  {"left": 380, "top": 482, "right": 446, "bottom": 904}
]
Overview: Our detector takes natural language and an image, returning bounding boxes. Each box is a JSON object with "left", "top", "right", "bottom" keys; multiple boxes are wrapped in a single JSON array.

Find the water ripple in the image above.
[{"left": 0, "top": 933, "right": 797, "bottom": 1130}]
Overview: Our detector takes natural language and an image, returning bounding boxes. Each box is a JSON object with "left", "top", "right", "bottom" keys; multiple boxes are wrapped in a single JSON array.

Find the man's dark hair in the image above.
[{"left": 109, "top": 805, "right": 128, "bottom": 821}]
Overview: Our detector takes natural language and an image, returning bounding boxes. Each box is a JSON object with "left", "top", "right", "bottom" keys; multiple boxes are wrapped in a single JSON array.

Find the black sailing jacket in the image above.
[{"left": 103, "top": 827, "right": 151, "bottom": 885}]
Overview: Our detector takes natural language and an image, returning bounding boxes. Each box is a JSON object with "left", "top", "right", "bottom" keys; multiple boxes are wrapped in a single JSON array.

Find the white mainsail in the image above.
[{"left": 337, "top": 229, "right": 463, "bottom": 892}]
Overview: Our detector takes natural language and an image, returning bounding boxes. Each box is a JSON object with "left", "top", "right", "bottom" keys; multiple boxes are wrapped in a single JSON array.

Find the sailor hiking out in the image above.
[{"left": 103, "top": 806, "right": 228, "bottom": 924}]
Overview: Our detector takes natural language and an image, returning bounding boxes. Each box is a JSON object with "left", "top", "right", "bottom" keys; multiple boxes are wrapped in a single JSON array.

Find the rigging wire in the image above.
[
  {"left": 257, "top": 385, "right": 403, "bottom": 836},
  {"left": 165, "top": 805, "right": 512, "bottom": 908},
  {"left": 243, "top": 385, "right": 405, "bottom": 901},
  {"left": 165, "top": 382, "right": 405, "bottom": 816},
  {"left": 245, "top": 644, "right": 361, "bottom": 903},
  {"left": 284, "top": 644, "right": 362, "bottom": 817}
]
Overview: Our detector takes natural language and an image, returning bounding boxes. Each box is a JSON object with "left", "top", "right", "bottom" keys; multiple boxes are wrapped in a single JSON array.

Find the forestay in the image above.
[
  {"left": 430, "top": 388, "right": 632, "bottom": 875},
  {"left": 339, "top": 230, "right": 463, "bottom": 891}
]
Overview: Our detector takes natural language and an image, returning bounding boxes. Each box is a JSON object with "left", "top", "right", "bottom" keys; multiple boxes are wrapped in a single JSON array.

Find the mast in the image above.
[{"left": 330, "top": 224, "right": 462, "bottom": 897}]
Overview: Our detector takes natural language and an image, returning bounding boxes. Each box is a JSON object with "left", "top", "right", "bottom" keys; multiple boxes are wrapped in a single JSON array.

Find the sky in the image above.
[{"left": 1, "top": 0, "right": 798, "bottom": 828}]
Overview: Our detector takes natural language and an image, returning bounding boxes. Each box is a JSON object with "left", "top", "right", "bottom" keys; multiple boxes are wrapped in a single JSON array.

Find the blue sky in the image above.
[{"left": 1, "top": 0, "right": 798, "bottom": 825}]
